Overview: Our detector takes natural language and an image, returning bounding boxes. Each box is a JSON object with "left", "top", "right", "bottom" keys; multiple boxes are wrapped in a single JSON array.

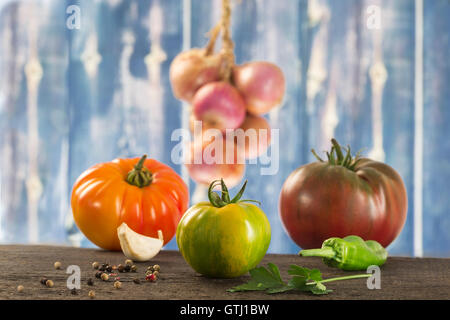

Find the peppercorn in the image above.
[
  {"left": 92, "top": 261, "right": 100, "bottom": 269},
  {"left": 88, "top": 290, "right": 95, "bottom": 299},
  {"left": 71, "top": 288, "right": 78, "bottom": 295},
  {"left": 54, "top": 261, "right": 62, "bottom": 270},
  {"left": 113, "top": 281, "right": 122, "bottom": 289},
  {"left": 124, "top": 265, "right": 131, "bottom": 272},
  {"left": 17, "top": 285, "right": 24, "bottom": 293},
  {"left": 99, "top": 263, "right": 109, "bottom": 272},
  {"left": 133, "top": 278, "right": 141, "bottom": 284},
  {"left": 125, "top": 259, "right": 133, "bottom": 266},
  {"left": 101, "top": 273, "right": 109, "bottom": 281},
  {"left": 117, "top": 264, "right": 125, "bottom": 273},
  {"left": 131, "top": 265, "right": 137, "bottom": 272},
  {"left": 106, "top": 266, "right": 112, "bottom": 272},
  {"left": 45, "top": 279, "right": 54, "bottom": 288},
  {"left": 95, "top": 271, "right": 103, "bottom": 279},
  {"left": 87, "top": 278, "right": 94, "bottom": 286},
  {"left": 40, "top": 277, "right": 48, "bottom": 285},
  {"left": 145, "top": 274, "right": 156, "bottom": 282},
  {"left": 153, "top": 264, "right": 160, "bottom": 272}
]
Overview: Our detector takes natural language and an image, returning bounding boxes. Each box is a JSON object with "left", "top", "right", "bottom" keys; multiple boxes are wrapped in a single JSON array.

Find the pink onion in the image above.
[
  {"left": 185, "top": 132, "right": 246, "bottom": 188},
  {"left": 169, "top": 49, "right": 223, "bottom": 102},
  {"left": 188, "top": 113, "right": 217, "bottom": 135},
  {"left": 235, "top": 114, "right": 272, "bottom": 159},
  {"left": 232, "top": 61, "right": 285, "bottom": 115},
  {"left": 192, "top": 81, "right": 246, "bottom": 131}
]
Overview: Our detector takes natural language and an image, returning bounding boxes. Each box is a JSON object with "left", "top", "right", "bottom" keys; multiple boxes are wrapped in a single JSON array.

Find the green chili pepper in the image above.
[{"left": 298, "top": 235, "right": 388, "bottom": 271}]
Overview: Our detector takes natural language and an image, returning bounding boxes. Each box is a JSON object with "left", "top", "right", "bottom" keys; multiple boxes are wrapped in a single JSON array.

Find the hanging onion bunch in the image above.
[
  {"left": 169, "top": 0, "right": 286, "bottom": 188},
  {"left": 169, "top": 24, "right": 224, "bottom": 103}
]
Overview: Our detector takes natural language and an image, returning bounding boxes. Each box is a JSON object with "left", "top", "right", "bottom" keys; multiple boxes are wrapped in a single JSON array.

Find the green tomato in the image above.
[{"left": 176, "top": 180, "right": 271, "bottom": 278}]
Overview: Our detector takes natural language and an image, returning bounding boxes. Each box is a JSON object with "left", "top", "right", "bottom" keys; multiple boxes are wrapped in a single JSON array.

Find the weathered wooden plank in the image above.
[{"left": 0, "top": 245, "right": 448, "bottom": 300}]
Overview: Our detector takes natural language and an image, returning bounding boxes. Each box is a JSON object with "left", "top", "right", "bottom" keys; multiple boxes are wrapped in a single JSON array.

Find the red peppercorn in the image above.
[{"left": 145, "top": 274, "right": 156, "bottom": 282}]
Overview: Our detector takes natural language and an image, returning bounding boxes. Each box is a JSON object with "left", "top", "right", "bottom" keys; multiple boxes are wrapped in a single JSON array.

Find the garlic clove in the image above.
[{"left": 117, "top": 223, "right": 164, "bottom": 262}]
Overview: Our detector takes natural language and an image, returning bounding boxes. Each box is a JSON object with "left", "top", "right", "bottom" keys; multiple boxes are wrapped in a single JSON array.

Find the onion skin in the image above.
[
  {"left": 232, "top": 61, "right": 286, "bottom": 115},
  {"left": 235, "top": 114, "right": 272, "bottom": 159},
  {"left": 189, "top": 113, "right": 218, "bottom": 134},
  {"left": 185, "top": 132, "right": 245, "bottom": 188},
  {"left": 192, "top": 81, "right": 246, "bottom": 131},
  {"left": 169, "top": 49, "right": 223, "bottom": 102}
]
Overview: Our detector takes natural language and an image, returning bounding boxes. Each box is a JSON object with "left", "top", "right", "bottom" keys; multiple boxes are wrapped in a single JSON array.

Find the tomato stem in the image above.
[
  {"left": 134, "top": 154, "right": 147, "bottom": 171},
  {"left": 331, "top": 139, "right": 344, "bottom": 162},
  {"left": 126, "top": 155, "right": 153, "bottom": 188},
  {"left": 207, "top": 179, "right": 257, "bottom": 208},
  {"left": 208, "top": 180, "right": 228, "bottom": 207},
  {"left": 230, "top": 180, "right": 247, "bottom": 203},
  {"left": 221, "top": 179, "right": 231, "bottom": 203},
  {"left": 311, "top": 138, "right": 362, "bottom": 171},
  {"left": 311, "top": 149, "right": 324, "bottom": 162}
]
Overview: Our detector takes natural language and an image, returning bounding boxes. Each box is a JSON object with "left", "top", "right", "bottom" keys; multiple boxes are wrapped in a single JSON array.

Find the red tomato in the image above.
[
  {"left": 279, "top": 140, "right": 407, "bottom": 249},
  {"left": 71, "top": 155, "right": 189, "bottom": 250}
]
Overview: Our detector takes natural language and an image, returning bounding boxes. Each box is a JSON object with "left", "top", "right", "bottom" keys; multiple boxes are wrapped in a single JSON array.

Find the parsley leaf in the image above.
[
  {"left": 228, "top": 263, "right": 368, "bottom": 296},
  {"left": 288, "top": 264, "right": 322, "bottom": 281},
  {"left": 227, "top": 264, "right": 289, "bottom": 293},
  {"left": 310, "top": 282, "right": 333, "bottom": 295}
]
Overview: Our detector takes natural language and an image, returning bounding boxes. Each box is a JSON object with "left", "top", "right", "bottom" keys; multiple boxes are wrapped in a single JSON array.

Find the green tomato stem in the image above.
[
  {"left": 221, "top": 179, "right": 231, "bottom": 202},
  {"left": 126, "top": 155, "right": 153, "bottom": 188},
  {"left": 310, "top": 138, "right": 362, "bottom": 171},
  {"left": 311, "top": 149, "right": 324, "bottom": 162},
  {"left": 207, "top": 179, "right": 257, "bottom": 208},
  {"left": 331, "top": 139, "right": 344, "bottom": 162},
  {"left": 230, "top": 180, "right": 247, "bottom": 203}
]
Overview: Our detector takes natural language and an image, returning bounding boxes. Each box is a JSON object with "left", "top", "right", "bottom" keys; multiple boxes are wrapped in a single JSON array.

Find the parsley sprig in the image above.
[{"left": 227, "top": 263, "right": 370, "bottom": 295}]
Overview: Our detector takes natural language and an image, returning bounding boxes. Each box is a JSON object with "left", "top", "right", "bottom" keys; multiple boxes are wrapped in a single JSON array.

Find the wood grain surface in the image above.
[{"left": 0, "top": 245, "right": 448, "bottom": 300}]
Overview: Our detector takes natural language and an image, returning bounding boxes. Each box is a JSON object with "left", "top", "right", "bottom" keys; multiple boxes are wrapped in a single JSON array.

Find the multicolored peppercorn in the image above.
[{"left": 101, "top": 273, "right": 109, "bottom": 281}]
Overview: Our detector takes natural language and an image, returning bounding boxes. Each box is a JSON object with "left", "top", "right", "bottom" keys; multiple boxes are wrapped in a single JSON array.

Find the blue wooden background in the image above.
[{"left": 0, "top": 0, "right": 448, "bottom": 257}]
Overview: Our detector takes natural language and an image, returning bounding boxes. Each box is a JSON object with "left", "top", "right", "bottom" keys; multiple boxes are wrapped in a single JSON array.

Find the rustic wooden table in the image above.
[{"left": 0, "top": 245, "right": 449, "bottom": 300}]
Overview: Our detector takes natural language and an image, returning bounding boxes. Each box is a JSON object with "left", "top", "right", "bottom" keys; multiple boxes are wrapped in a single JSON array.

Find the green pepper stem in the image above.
[
  {"left": 307, "top": 274, "right": 371, "bottom": 285},
  {"left": 299, "top": 247, "right": 336, "bottom": 259}
]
